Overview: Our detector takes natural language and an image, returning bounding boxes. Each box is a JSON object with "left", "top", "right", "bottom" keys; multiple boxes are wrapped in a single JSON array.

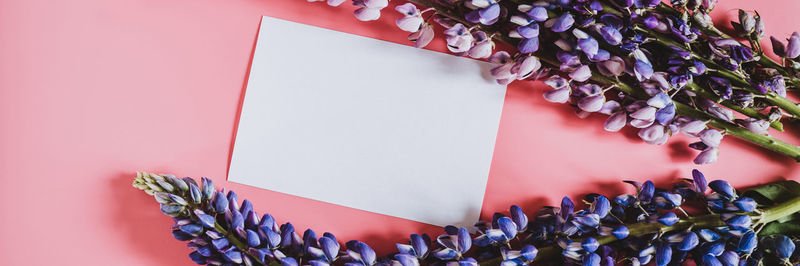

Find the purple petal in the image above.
[
  {"left": 543, "top": 88, "right": 570, "bottom": 103},
  {"left": 578, "top": 95, "right": 606, "bottom": 113},
  {"left": 527, "top": 6, "right": 548, "bottom": 22},
  {"left": 694, "top": 148, "right": 719, "bottom": 164},
  {"left": 397, "top": 16, "right": 424, "bottom": 32},
  {"left": 354, "top": 7, "right": 381, "bottom": 21},
  {"left": 517, "top": 24, "right": 539, "bottom": 39},
  {"left": 394, "top": 3, "right": 418, "bottom": 16},
  {"left": 517, "top": 37, "right": 539, "bottom": 53},
  {"left": 551, "top": 13, "right": 574, "bottom": 32},
  {"left": 786, "top": 31, "right": 800, "bottom": 58},
  {"left": 569, "top": 65, "right": 591, "bottom": 82},
  {"left": 478, "top": 4, "right": 500, "bottom": 25},
  {"left": 604, "top": 111, "right": 627, "bottom": 132},
  {"left": 409, "top": 25, "right": 435, "bottom": 48}
]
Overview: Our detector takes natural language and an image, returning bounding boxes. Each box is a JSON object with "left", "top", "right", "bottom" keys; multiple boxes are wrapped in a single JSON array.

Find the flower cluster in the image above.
[
  {"left": 305, "top": 0, "right": 800, "bottom": 165},
  {"left": 134, "top": 170, "right": 800, "bottom": 265}
]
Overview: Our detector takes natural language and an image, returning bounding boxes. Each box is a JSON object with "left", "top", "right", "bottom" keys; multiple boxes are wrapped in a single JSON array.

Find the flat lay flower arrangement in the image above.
[
  {"left": 131, "top": 0, "right": 800, "bottom": 265},
  {"left": 135, "top": 170, "right": 800, "bottom": 266},
  {"left": 310, "top": 0, "right": 800, "bottom": 165}
]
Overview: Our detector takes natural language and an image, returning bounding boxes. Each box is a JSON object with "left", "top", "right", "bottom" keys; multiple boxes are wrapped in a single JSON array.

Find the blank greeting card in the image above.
[{"left": 228, "top": 16, "right": 506, "bottom": 228}]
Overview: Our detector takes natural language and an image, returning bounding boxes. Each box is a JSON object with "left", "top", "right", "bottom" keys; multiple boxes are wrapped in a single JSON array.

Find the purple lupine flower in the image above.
[
  {"left": 694, "top": 147, "right": 719, "bottom": 164},
  {"left": 526, "top": 6, "right": 548, "bottom": 22},
  {"left": 771, "top": 36, "right": 787, "bottom": 57},
  {"left": 468, "top": 31, "right": 493, "bottom": 58},
  {"left": 543, "top": 76, "right": 571, "bottom": 103},
  {"left": 599, "top": 26, "right": 622, "bottom": 45},
  {"left": 346, "top": 241, "right": 377, "bottom": 265},
  {"left": 518, "top": 37, "right": 539, "bottom": 53},
  {"left": 489, "top": 51, "right": 516, "bottom": 84},
  {"left": 444, "top": 24, "right": 473, "bottom": 53},
  {"left": 569, "top": 64, "right": 592, "bottom": 82},
  {"left": 709, "top": 180, "right": 737, "bottom": 199},
  {"left": 634, "top": 60, "right": 655, "bottom": 81},
  {"left": 408, "top": 24, "right": 434, "bottom": 48},
  {"left": 549, "top": 13, "right": 574, "bottom": 33},
  {"left": 597, "top": 56, "right": 625, "bottom": 76},
  {"left": 698, "top": 129, "right": 723, "bottom": 148},
  {"left": 397, "top": 234, "right": 430, "bottom": 259},
  {"left": 512, "top": 55, "right": 541, "bottom": 80},
  {"left": 395, "top": 3, "right": 423, "bottom": 32},
  {"left": 786, "top": 32, "right": 800, "bottom": 58},
  {"left": 579, "top": 94, "right": 606, "bottom": 113},
  {"left": 737, "top": 118, "right": 769, "bottom": 134},
  {"left": 465, "top": 0, "right": 500, "bottom": 25},
  {"left": 352, "top": 0, "right": 388, "bottom": 21},
  {"left": 639, "top": 124, "right": 668, "bottom": 145},
  {"left": 604, "top": 111, "right": 627, "bottom": 132},
  {"left": 574, "top": 29, "right": 599, "bottom": 57}
]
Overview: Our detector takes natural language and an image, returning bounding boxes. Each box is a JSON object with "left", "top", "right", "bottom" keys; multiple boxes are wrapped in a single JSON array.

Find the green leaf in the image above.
[
  {"left": 742, "top": 180, "right": 800, "bottom": 206},
  {"left": 758, "top": 222, "right": 800, "bottom": 236}
]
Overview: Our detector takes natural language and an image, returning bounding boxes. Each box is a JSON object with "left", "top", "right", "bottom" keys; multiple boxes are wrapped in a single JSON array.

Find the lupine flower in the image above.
[
  {"left": 336, "top": 0, "right": 800, "bottom": 166},
  {"left": 408, "top": 24, "right": 434, "bottom": 48},
  {"left": 786, "top": 31, "right": 800, "bottom": 59},
  {"left": 352, "top": 0, "right": 388, "bottom": 21},
  {"left": 465, "top": 0, "right": 500, "bottom": 25},
  {"left": 395, "top": 3, "right": 423, "bottom": 32},
  {"left": 307, "top": 0, "right": 346, "bottom": 7},
  {"left": 118, "top": 167, "right": 799, "bottom": 266},
  {"left": 444, "top": 24, "right": 473, "bottom": 53}
]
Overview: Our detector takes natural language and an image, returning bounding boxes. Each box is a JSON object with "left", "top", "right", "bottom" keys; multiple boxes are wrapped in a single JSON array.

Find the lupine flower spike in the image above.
[
  {"left": 304, "top": 0, "right": 800, "bottom": 165},
  {"left": 135, "top": 170, "right": 800, "bottom": 265}
]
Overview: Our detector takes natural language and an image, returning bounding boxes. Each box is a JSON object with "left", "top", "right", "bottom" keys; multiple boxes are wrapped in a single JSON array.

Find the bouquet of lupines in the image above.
[
  {"left": 307, "top": 0, "right": 800, "bottom": 165},
  {"left": 134, "top": 171, "right": 800, "bottom": 265}
]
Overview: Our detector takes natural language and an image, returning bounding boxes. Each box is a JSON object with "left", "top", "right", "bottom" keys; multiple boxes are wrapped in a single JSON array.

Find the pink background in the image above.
[{"left": 2, "top": 0, "right": 800, "bottom": 265}]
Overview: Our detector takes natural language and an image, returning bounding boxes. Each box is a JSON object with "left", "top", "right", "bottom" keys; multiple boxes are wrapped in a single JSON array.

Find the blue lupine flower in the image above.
[
  {"left": 590, "top": 195, "right": 611, "bottom": 218},
  {"left": 769, "top": 235, "right": 796, "bottom": 259},
  {"left": 434, "top": 227, "right": 472, "bottom": 259},
  {"left": 397, "top": 233, "right": 429, "bottom": 259},
  {"left": 136, "top": 171, "right": 799, "bottom": 266},
  {"left": 582, "top": 237, "right": 599, "bottom": 253},
  {"left": 709, "top": 180, "right": 737, "bottom": 200},
  {"left": 701, "top": 254, "right": 723, "bottom": 266},
  {"left": 737, "top": 231, "right": 758, "bottom": 254},
  {"left": 698, "top": 229, "right": 721, "bottom": 242},
  {"left": 510, "top": 205, "right": 528, "bottom": 231},
  {"left": 677, "top": 232, "right": 699, "bottom": 251},
  {"left": 692, "top": 169, "right": 708, "bottom": 195},
  {"left": 583, "top": 252, "right": 601, "bottom": 266},
  {"left": 639, "top": 180, "right": 656, "bottom": 204},
  {"left": 656, "top": 212, "right": 679, "bottom": 226},
  {"left": 346, "top": 241, "right": 377, "bottom": 266},
  {"left": 733, "top": 197, "right": 757, "bottom": 212},
  {"left": 655, "top": 243, "right": 672, "bottom": 266}
]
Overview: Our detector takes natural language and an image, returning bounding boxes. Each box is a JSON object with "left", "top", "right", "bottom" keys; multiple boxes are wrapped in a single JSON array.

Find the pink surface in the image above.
[{"left": 2, "top": 0, "right": 800, "bottom": 265}]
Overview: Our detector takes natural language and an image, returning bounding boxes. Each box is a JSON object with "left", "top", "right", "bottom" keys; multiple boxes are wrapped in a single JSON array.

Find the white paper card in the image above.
[{"left": 228, "top": 16, "right": 506, "bottom": 227}]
